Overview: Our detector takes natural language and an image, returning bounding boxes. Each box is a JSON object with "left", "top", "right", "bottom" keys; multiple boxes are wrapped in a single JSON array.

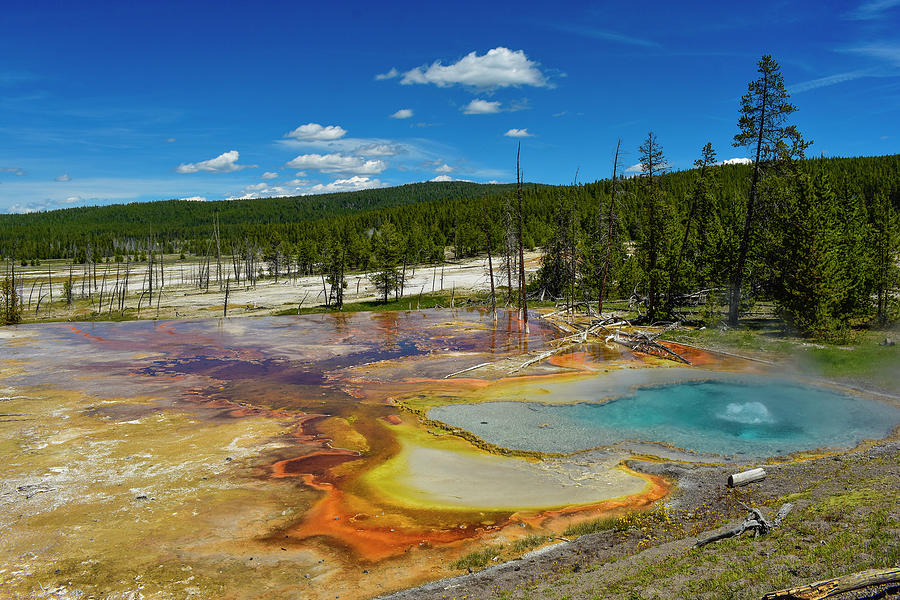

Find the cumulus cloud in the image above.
[
  {"left": 718, "top": 157, "right": 753, "bottom": 165},
  {"left": 504, "top": 128, "right": 534, "bottom": 138},
  {"left": 176, "top": 150, "right": 253, "bottom": 174},
  {"left": 463, "top": 99, "right": 502, "bottom": 114},
  {"left": 62, "top": 196, "right": 81, "bottom": 204},
  {"left": 304, "top": 176, "right": 386, "bottom": 194},
  {"left": 285, "top": 123, "right": 347, "bottom": 141},
  {"left": 181, "top": 196, "right": 207, "bottom": 202},
  {"left": 399, "top": 47, "right": 549, "bottom": 89},
  {"left": 390, "top": 108, "right": 414, "bottom": 119},
  {"left": 261, "top": 171, "right": 278, "bottom": 179},
  {"left": 285, "top": 152, "right": 387, "bottom": 175},
  {"left": 434, "top": 164, "right": 454, "bottom": 173},
  {"left": 375, "top": 67, "right": 400, "bottom": 80},
  {"left": 625, "top": 162, "right": 645, "bottom": 174},
  {"left": 55, "top": 173, "right": 71, "bottom": 182}
]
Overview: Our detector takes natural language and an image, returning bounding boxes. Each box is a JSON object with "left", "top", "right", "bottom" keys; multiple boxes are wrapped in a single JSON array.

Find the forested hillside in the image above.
[{"left": 1, "top": 153, "right": 898, "bottom": 337}]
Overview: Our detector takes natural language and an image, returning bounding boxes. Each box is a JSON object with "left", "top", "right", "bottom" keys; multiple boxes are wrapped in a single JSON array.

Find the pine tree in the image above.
[
  {"left": 636, "top": 131, "right": 669, "bottom": 322},
  {"left": 369, "top": 222, "right": 403, "bottom": 303},
  {"left": 774, "top": 174, "right": 848, "bottom": 339},
  {"left": 730, "top": 54, "right": 810, "bottom": 325},
  {"left": 667, "top": 142, "right": 717, "bottom": 311},
  {"left": 872, "top": 191, "right": 900, "bottom": 324}
]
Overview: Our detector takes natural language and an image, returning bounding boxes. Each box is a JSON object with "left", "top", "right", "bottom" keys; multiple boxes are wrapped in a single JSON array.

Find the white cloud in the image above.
[
  {"left": 390, "top": 108, "right": 414, "bottom": 119},
  {"left": 55, "top": 173, "right": 71, "bottom": 182},
  {"left": 62, "top": 196, "right": 81, "bottom": 204},
  {"left": 181, "top": 196, "right": 207, "bottom": 202},
  {"left": 304, "top": 176, "right": 387, "bottom": 194},
  {"left": 285, "top": 123, "right": 347, "bottom": 141},
  {"left": 845, "top": 42, "right": 900, "bottom": 66},
  {"left": 176, "top": 150, "right": 253, "bottom": 174},
  {"left": 295, "top": 171, "right": 308, "bottom": 177},
  {"left": 789, "top": 71, "right": 868, "bottom": 94},
  {"left": 0, "top": 167, "right": 25, "bottom": 176},
  {"left": 430, "top": 175, "right": 473, "bottom": 183},
  {"left": 229, "top": 185, "right": 293, "bottom": 200},
  {"left": 285, "top": 152, "right": 387, "bottom": 175},
  {"left": 375, "top": 67, "right": 400, "bottom": 80},
  {"left": 285, "top": 178, "right": 308, "bottom": 186},
  {"left": 848, "top": 0, "right": 900, "bottom": 19},
  {"left": 718, "top": 157, "right": 752, "bottom": 165},
  {"left": 434, "top": 163, "right": 454, "bottom": 173},
  {"left": 261, "top": 171, "right": 278, "bottom": 179},
  {"left": 504, "top": 128, "right": 534, "bottom": 138},
  {"left": 463, "top": 99, "right": 502, "bottom": 114},
  {"left": 166, "top": 137, "right": 176, "bottom": 143},
  {"left": 625, "top": 162, "right": 645, "bottom": 174},
  {"left": 400, "top": 47, "right": 549, "bottom": 89},
  {"left": 356, "top": 143, "right": 404, "bottom": 157}
]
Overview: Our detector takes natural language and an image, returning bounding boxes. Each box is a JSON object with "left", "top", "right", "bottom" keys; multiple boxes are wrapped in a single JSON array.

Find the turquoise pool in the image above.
[{"left": 429, "top": 377, "right": 900, "bottom": 458}]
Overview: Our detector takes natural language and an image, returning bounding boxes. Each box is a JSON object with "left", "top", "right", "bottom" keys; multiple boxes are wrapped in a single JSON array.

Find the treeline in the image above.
[{"left": 0, "top": 180, "right": 522, "bottom": 260}]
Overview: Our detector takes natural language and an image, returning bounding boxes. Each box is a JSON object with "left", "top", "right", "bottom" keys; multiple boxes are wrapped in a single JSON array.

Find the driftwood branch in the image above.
[
  {"left": 762, "top": 567, "right": 900, "bottom": 600},
  {"left": 609, "top": 328, "right": 691, "bottom": 365},
  {"left": 694, "top": 503, "right": 792, "bottom": 548}
]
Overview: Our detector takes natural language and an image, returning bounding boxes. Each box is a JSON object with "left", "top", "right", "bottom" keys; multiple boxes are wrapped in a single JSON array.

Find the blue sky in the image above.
[{"left": 1, "top": 0, "right": 898, "bottom": 213}]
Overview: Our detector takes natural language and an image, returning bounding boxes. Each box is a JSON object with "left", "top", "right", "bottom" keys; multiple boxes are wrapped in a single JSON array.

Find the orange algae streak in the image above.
[
  {"left": 283, "top": 475, "right": 477, "bottom": 562},
  {"left": 657, "top": 341, "right": 719, "bottom": 366},
  {"left": 271, "top": 449, "right": 361, "bottom": 480},
  {"left": 66, "top": 325, "right": 106, "bottom": 342}
]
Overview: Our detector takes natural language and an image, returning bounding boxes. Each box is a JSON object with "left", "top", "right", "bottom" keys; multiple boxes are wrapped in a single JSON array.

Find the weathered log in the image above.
[
  {"left": 762, "top": 567, "right": 900, "bottom": 600},
  {"left": 728, "top": 467, "right": 767, "bottom": 487},
  {"left": 444, "top": 362, "right": 494, "bottom": 379},
  {"left": 694, "top": 502, "right": 792, "bottom": 547}
]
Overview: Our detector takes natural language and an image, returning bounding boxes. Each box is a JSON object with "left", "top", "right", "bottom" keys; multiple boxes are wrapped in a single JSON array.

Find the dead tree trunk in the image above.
[
  {"left": 483, "top": 198, "right": 496, "bottom": 317},
  {"left": 516, "top": 143, "right": 528, "bottom": 331},
  {"left": 762, "top": 568, "right": 900, "bottom": 600},
  {"left": 599, "top": 140, "right": 622, "bottom": 316}
]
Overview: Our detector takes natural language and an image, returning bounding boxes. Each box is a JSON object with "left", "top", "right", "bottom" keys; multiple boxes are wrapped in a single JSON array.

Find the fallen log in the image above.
[
  {"left": 762, "top": 567, "right": 900, "bottom": 600},
  {"left": 694, "top": 502, "right": 792, "bottom": 548},
  {"left": 609, "top": 330, "right": 691, "bottom": 365},
  {"left": 728, "top": 467, "right": 767, "bottom": 487},
  {"left": 444, "top": 362, "right": 494, "bottom": 379}
]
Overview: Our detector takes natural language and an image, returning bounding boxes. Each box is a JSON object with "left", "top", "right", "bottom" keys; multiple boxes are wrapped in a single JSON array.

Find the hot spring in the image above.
[{"left": 428, "top": 376, "right": 900, "bottom": 458}]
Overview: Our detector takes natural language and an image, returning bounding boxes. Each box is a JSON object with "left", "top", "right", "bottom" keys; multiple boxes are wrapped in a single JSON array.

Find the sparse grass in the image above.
[
  {"left": 511, "top": 534, "right": 550, "bottom": 553},
  {"left": 450, "top": 543, "right": 505, "bottom": 571},
  {"left": 563, "top": 516, "right": 618, "bottom": 538}
]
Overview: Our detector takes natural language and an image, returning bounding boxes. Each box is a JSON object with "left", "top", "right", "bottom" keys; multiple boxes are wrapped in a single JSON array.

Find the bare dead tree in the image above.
[
  {"left": 599, "top": 139, "right": 622, "bottom": 315},
  {"left": 516, "top": 143, "right": 528, "bottom": 331}
]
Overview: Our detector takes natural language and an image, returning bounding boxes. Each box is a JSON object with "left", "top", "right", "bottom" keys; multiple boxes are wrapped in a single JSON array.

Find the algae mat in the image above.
[{"left": 0, "top": 311, "right": 666, "bottom": 600}]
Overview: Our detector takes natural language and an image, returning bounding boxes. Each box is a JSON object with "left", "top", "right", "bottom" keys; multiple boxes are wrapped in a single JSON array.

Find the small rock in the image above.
[{"left": 880, "top": 337, "right": 895, "bottom": 346}]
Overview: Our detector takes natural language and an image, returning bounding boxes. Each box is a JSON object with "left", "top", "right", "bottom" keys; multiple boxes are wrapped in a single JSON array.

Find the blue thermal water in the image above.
[{"left": 429, "top": 378, "right": 900, "bottom": 458}]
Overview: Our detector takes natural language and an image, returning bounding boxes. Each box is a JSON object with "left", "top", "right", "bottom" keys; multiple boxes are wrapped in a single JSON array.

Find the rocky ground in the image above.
[{"left": 379, "top": 438, "right": 899, "bottom": 600}]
